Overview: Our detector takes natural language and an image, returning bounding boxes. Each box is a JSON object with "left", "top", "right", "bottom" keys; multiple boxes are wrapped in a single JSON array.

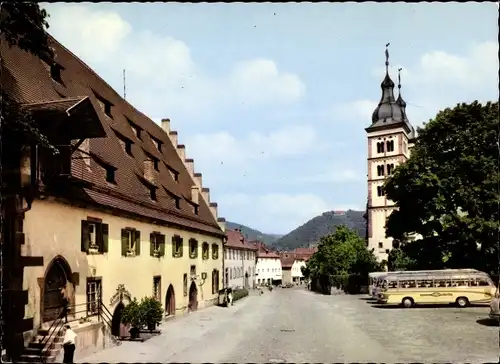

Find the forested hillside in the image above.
[
  {"left": 226, "top": 221, "right": 282, "bottom": 245},
  {"left": 271, "top": 210, "right": 366, "bottom": 251}
]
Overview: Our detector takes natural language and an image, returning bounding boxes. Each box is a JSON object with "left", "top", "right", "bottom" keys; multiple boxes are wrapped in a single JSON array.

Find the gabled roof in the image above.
[
  {"left": 1, "top": 33, "right": 224, "bottom": 237},
  {"left": 250, "top": 240, "right": 280, "bottom": 258},
  {"left": 225, "top": 230, "right": 258, "bottom": 251}
]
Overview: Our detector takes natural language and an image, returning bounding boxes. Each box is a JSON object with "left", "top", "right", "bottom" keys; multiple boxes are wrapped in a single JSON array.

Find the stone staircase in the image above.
[{"left": 18, "top": 326, "right": 65, "bottom": 363}]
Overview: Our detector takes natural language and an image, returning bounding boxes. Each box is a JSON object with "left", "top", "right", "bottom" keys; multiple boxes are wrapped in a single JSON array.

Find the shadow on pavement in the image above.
[{"left": 476, "top": 318, "right": 499, "bottom": 327}]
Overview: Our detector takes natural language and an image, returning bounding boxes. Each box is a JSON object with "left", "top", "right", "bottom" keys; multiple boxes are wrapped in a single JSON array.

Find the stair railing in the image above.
[{"left": 38, "top": 307, "right": 65, "bottom": 363}]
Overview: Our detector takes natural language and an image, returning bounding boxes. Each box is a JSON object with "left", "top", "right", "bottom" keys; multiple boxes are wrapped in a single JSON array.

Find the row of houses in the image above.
[{"left": 224, "top": 233, "right": 317, "bottom": 288}]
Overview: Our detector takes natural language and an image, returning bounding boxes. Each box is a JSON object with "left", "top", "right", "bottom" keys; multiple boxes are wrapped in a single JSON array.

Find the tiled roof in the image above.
[
  {"left": 1, "top": 33, "right": 224, "bottom": 237},
  {"left": 225, "top": 230, "right": 258, "bottom": 251},
  {"left": 250, "top": 240, "right": 280, "bottom": 258},
  {"left": 279, "top": 253, "right": 295, "bottom": 268}
]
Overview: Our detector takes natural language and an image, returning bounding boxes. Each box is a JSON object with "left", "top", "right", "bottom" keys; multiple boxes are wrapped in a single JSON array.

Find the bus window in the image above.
[
  {"left": 388, "top": 281, "right": 397, "bottom": 289},
  {"left": 453, "top": 279, "right": 468, "bottom": 287},
  {"left": 478, "top": 279, "right": 490, "bottom": 287}
]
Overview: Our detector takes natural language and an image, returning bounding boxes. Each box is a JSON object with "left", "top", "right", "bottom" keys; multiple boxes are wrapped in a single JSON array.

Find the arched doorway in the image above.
[
  {"left": 42, "top": 256, "right": 72, "bottom": 322},
  {"left": 188, "top": 281, "right": 198, "bottom": 311},
  {"left": 111, "top": 302, "right": 125, "bottom": 337},
  {"left": 165, "top": 285, "right": 175, "bottom": 316},
  {"left": 245, "top": 272, "right": 249, "bottom": 289}
]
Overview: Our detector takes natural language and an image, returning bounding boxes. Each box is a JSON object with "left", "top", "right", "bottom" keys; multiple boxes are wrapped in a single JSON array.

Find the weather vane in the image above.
[
  {"left": 398, "top": 67, "right": 402, "bottom": 88},
  {"left": 385, "top": 42, "right": 390, "bottom": 71}
]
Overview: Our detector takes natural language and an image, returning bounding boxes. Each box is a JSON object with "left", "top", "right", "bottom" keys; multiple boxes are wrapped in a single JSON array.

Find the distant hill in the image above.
[
  {"left": 226, "top": 221, "right": 283, "bottom": 245},
  {"left": 271, "top": 210, "right": 366, "bottom": 251}
]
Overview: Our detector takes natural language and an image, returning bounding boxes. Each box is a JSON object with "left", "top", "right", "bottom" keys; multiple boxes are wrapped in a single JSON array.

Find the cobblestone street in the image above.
[{"left": 79, "top": 287, "right": 499, "bottom": 363}]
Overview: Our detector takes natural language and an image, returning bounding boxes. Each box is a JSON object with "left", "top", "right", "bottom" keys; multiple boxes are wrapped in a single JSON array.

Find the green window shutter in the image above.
[
  {"left": 172, "top": 236, "right": 176, "bottom": 257},
  {"left": 135, "top": 230, "right": 141, "bottom": 255},
  {"left": 150, "top": 233, "right": 155, "bottom": 256},
  {"left": 81, "top": 220, "right": 89, "bottom": 252},
  {"left": 180, "top": 238, "right": 184, "bottom": 257},
  {"left": 159, "top": 235, "right": 166, "bottom": 257},
  {"left": 121, "top": 229, "right": 129, "bottom": 256},
  {"left": 102, "top": 224, "right": 109, "bottom": 253}
]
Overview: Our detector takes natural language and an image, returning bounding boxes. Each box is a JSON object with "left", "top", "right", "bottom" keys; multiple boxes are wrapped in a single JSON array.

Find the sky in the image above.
[{"left": 41, "top": 2, "right": 498, "bottom": 235}]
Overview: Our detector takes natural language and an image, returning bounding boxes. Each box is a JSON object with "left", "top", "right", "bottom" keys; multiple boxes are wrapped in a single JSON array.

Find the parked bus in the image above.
[
  {"left": 368, "top": 272, "right": 387, "bottom": 296},
  {"left": 377, "top": 270, "right": 494, "bottom": 308},
  {"left": 371, "top": 269, "right": 480, "bottom": 300}
]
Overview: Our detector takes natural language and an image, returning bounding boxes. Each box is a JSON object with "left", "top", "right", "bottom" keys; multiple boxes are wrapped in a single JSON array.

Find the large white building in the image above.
[
  {"left": 224, "top": 230, "right": 257, "bottom": 289},
  {"left": 291, "top": 258, "right": 306, "bottom": 283},
  {"left": 365, "top": 46, "right": 416, "bottom": 262},
  {"left": 252, "top": 242, "right": 282, "bottom": 285}
]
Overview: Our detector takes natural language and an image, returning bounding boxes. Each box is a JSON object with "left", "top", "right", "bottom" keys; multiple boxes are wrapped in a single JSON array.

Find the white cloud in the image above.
[
  {"left": 218, "top": 193, "right": 332, "bottom": 234},
  {"left": 43, "top": 4, "right": 305, "bottom": 121},
  {"left": 184, "top": 124, "right": 320, "bottom": 165},
  {"left": 330, "top": 99, "right": 379, "bottom": 122},
  {"left": 229, "top": 59, "right": 306, "bottom": 105}
]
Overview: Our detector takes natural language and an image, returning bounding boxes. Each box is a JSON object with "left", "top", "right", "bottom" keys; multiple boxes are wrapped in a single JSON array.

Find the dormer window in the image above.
[
  {"left": 105, "top": 166, "right": 116, "bottom": 184},
  {"left": 50, "top": 63, "right": 63, "bottom": 84},
  {"left": 94, "top": 91, "right": 113, "bottom": 119},
  {"left": 166, "top": 165, "right": 179, "bottom": 182},
  {"left": 151, "top": 136, "right": 162, "bottom": 153},
  {"left": 114, "top": 131, "right": 134, "bottom": 157},
  {"left": 153, "top": 158, "right": 159, "bottom": 171},
  {"left": 125, "top": 140, "right": 132, "bottom": 156},
  {"left": 194, "top": 205, "right": 199, "bottom": 215},
  {"left": 164, "top": 188, "right": 181, "bottom": 209},
  {"left": 127, "top": 117, "right": 142, "bottom": 140},
  {"left": 149, "top": 186, "right": 157, "bottom": 201}
]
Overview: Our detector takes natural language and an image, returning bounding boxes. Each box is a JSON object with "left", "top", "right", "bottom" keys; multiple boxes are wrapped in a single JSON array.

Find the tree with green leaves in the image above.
[
  {"left": 303, "top": 225, "right": 382, "bottom": 293},
  {"left": 384, "top": 101, "right": 499, "bottom": 275},
  {"left": 1, "top": 2, "right": 56, "bottom": 152}
]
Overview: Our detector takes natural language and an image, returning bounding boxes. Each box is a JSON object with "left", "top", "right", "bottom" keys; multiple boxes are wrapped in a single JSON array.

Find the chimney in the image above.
[
  {"left": 209, "top": 202, "right": 218, "bottom": 218},
  {"left": 161, "top": 118, "right": 171, "bottom": 134},
  {"left": 185, "top": 158, "right": 194, "bottom": 175},
  {"left": 191, "top": 185, "right": 199, "bottom": 205},
  {"left": 177, "top": 145, "right": 186, "bottom": 160},
  {"left": 143, "top": 160, "right": 156, "bottom": 185},
  {"left": 217, "top": 217, "right": 226, "bottom": 232},
  {"left": 193, "top": 172, "right": 202, "bottom": 188},
  {"left": 169, "top": 131, "right": 178, "bottom": 146},
  {"left": 201, "top": 187, "right": 210, "bottom": 203}
]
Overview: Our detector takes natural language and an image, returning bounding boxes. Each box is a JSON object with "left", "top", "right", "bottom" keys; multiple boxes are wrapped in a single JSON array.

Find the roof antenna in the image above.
[
  {"left": 385, "top": 43, "right": 390, "bottom": 74},
  {"left": 123, "top": 69, "right": 126, "bottom": 100}
]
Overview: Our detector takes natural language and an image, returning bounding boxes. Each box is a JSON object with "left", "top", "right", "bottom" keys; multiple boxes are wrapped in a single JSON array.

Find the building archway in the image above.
[
  {"left": 165, "top": 285, "right": 175, "bottom": 316},
  {"left": 188, "top": 281, "right": 198, "bottom": 311},
  {"left": 111, "top": 302, "right": 125, "bottom": 337},
  {"left": 42, "top": 256, "right": 72, "bottom": 322}
]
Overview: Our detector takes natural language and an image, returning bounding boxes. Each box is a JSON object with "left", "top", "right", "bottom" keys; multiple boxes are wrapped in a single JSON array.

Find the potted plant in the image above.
[
  {"left": 140, "top": 296, "right": 163, "bottom": 331},
  {"left": 152, "top": 249, "right": 160, "bottom": 258},
  {"left": 121, "top": 298, "right": 143, "bottom": 339}
]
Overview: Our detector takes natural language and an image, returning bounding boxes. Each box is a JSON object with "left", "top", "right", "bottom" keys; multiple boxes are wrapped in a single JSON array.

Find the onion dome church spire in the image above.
[{"left": 366, "top": 43, "right": 414, "bottom": 138}]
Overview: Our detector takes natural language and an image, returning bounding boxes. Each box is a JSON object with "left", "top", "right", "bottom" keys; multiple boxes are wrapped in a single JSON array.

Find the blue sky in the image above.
[{"left": 41, "top": 3, "right": 498, "bottom": 234}]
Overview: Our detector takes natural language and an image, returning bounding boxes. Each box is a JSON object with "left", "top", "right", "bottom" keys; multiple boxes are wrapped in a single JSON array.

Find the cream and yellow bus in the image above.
[
  {"left": 370, "top": 269, "right": 479, "bottom": 300},
  {"left": 377, "top": 270, "right": 495, "bottom": 308}
]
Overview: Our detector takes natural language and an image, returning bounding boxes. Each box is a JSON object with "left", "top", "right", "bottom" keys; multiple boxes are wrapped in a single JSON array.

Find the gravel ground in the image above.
[{"left": 78, "top": 287, "right": 500, "bottom": 363}]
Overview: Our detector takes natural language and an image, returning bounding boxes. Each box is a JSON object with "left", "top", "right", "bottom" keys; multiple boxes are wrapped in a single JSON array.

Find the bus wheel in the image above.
[
  {"left": 456, "top": 297, "right": 469, "bottom": 308},
  {"left": 402, "top": 297, "right": 414, "bottom": 308}
]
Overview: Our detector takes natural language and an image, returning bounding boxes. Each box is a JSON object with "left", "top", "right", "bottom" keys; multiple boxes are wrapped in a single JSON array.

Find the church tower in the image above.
[{"left": 365, "top": 44, "right": 416, "bottom": 263}]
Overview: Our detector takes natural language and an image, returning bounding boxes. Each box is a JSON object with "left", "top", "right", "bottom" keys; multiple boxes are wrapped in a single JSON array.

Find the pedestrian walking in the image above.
[{"left": 62, "top": 324, "right": 77, "bottom": 363}]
